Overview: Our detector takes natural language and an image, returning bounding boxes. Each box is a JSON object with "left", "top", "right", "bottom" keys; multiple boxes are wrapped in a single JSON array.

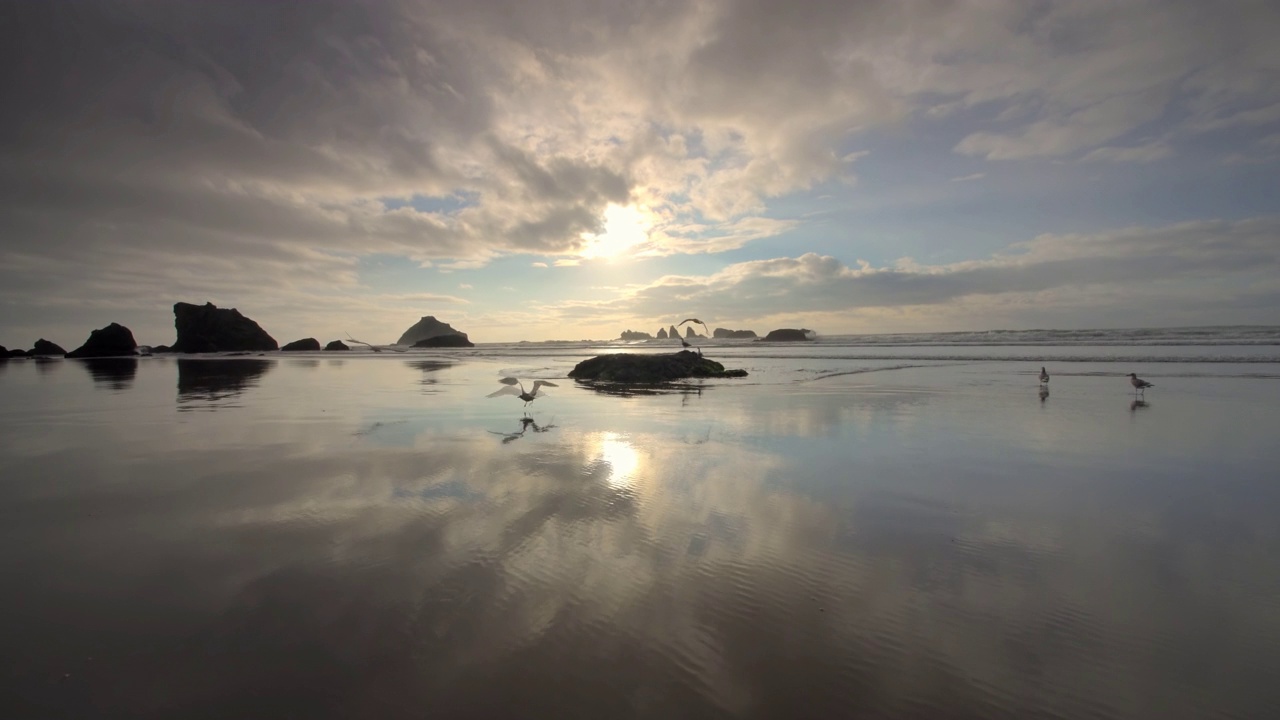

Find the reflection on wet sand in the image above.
[
  {"left": 408, "top": 360, "right": 454, "bottom": 394},
  {"left": 489, "top": 416, "right": 557, "bottom": 444},
  {"left": 79, "top": 357, "right": 139, "bottom": 390},
  {"left": 1131, "top": 398, "right": 1150, "bottom": 412},
  {"left": 177, "top": 358, "right": 274, "bottom": 409}
]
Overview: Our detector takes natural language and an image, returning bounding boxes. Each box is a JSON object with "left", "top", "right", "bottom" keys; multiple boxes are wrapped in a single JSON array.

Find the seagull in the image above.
[
  {"left": 678, "top": 318, "right": 709, "bottom": 355},
  {"left": 487, "top": 376, "right": 558, "bottom": 409},
  {"left": 1128, "top": 373, "right": 1153, "bottom": 393},
  {"left": 1039, "top": 366, "right": 1050, "bottom": 385}
]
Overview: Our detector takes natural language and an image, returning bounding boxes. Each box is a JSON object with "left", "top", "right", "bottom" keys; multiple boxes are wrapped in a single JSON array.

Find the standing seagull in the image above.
[
  {"left": 1128, "top": 373, "right": 1154, "bottom": 394},
  {"left": 1039, "top": 367, "right": 1050, "bottom": 385},
  {"left": 487, "top": 376, "right": 558, "bottom": 410}
]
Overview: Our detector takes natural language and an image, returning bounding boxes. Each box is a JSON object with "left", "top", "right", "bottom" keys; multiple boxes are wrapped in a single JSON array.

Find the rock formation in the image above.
[
  {"left": 6, "top": 347, "right": 28, "bottom": 358},
  {"left": 412, "top": 334, "right": 475, "bottom": 348},
  {"left": 66, "top": 323, "right": 138, "bottom": 358},
  {"left": 667, "top": 325, "right": 679, "bottom": 338},
  {"left": 151, "top": 345, "right": 174, "bottom": 353},
  {"left": 281, "top": 338, "right": 321, "bottom": 352},
  {"left": 324, "top": 340, "right": 350, "bottom": 351},
  {"left": 620, "top": 330, "right": 654, "bottom": 340},
  {"left": 171, "top": 302, "right": 278, "bottom": 353},
  {"left": 684, "top": 326, "right": 702, "bottom": 338},
  {"left": 396, "top": 316, "right": 469, "bottom": 346},
  {"left": 656, "top": 328, "right": 668, "bottom": 339},
  {"left": 713, "top": 328, "right": 757, "bottom": 339},
  {"left": 762, "top": 328, "right": 813, "bottom": 341},
  {"left": 30, "top": 339, "right": 67, "bottom": 356},
  {"left": 568, "top": 350, "right": 748, "bottom": 383}
]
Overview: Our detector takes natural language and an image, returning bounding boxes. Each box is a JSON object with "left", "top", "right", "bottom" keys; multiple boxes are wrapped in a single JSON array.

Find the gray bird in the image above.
[
  {"left": 488, "top": 377, "right": 559, "bottom": 408},
  {"left": 1128, "top": 373, "right": 1153, "bottom": 393},
  {"left": 1039, "top": 366, "right": 1049, "bottom": 385}
]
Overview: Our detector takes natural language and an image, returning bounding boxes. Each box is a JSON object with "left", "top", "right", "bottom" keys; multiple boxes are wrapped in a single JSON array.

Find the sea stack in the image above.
[
  {"left": 66, "top": 323, "right": 138, "bottom": 358},
  {"left": 30, "top": 339, "right": 67, "bottom": 356},
  {"left": 656, "top": 328, "right": 668, "bottom": 339},
  {"left": 396, "top": 316, "right": 470, "bottom": 346},
  {"left": 281, "top": 338, "right": 321, "bottom": 352},
  {"left": 762, "top": 328, "right": 813, "bottom": 341},
  {"left": 171, "top": 302, "right": 278, "bottom": 353}
]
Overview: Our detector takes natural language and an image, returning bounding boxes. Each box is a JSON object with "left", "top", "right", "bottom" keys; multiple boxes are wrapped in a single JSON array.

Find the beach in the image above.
[{"left": 3, "top": 339, "right": 1280, "bottom": 718}]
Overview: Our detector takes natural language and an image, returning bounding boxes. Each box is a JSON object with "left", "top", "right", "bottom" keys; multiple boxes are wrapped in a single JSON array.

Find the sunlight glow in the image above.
[
  {"left": 580, "top": 204, "right": 651, "bottom": 259},
  {"left": 594, "top": 432, "right": 641, "bottom": 489}
]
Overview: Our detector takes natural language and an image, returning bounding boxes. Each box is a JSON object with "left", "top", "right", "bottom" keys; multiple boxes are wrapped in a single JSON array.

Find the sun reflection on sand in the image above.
[{"left": 592, "top": 432, "right": 642, "bottom": 489}]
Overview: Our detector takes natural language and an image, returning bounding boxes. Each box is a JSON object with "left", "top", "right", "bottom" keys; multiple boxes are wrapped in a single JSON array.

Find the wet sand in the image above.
[{"left": 2, "top": 356, "right": 1279, "bottom": 718}]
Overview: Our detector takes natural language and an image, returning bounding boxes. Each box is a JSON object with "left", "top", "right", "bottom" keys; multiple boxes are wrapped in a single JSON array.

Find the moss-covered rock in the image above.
[{"left": 568, "top": 350, "right": 747, "bottom": 383}]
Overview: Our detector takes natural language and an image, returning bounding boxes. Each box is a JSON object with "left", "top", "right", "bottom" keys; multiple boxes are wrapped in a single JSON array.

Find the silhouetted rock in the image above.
[
  {"left": 281, "top": 338, "right": 321, "bottom": 352},
  {"left": 684, "top": 326, "right": 702, "bottom": 338},
  {"left": 396, "top": 316, "right": 469, "bottom": 346},
  {"left": 324, "top": 340, "right": 350, "bottom": 351},
  {"left": 713, "top": 328, "right": 757, "bottom": 339},
  {"left": 667, "top": 325, "right": 679, "bottom": 339},
  {"left": 30, "top": 339, "right": 66, "bottom": 356},
  {"left": 568, "top": 350, "right": 748, "bottom": 383},
  {"left": 0, "top": 344, "right": 7, "bottom": 359},
  {"left": 620, "top": 330, "right": 654, "bottom": 340},
  {"left": 151, "top": 345, "right": 174, "bottom": 353},
  {"left": 172, "top": 302, "right": 278, "bottom": 353},
  {"left": 81, "top": 358, "right": 139, "bottom": 390},
  {"left": 762, "top": 328, "right": 813, "bottom": 341},
  {"left": 66, "top": 323, "right": 138, "bottom": 358},
  {"left": 412, "top": 334, "right": 475, "bottom": 348},
  {"left": 656, "top": 328, "right": 668, "bottom": 339},
  {"left": 6, "top": 348, "right": 27, "bottom": 358}
]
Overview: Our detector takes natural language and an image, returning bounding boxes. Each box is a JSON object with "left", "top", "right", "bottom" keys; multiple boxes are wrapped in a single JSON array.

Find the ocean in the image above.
[{"left": 3, "top": 326, "right": 1279, "bottom": 718}]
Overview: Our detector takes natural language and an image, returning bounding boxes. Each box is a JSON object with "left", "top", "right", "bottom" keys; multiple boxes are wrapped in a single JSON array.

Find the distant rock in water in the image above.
[
  {"left": 324, "top": 340, "right": 350, "bottom": 351},
  {"left": 6, "top": 348, "right": 28, "bottom": 358},
  {"left": 413, "top": 334, "right": 475, "bottom": 348},
  {"left": 762, "top": 328, "right": 813, "bottom": 341},
  {"left": 684, "top": 326, "right": 702, "bottom": 338},
  {"left": 656, "top": 328, "right": 668, "bottom": 339},
  {"left": 397, "top": 316, "right": 470, "bottom": 346},
  {"left": 30, "top": 339, "right": 67, "bottom": 356},
  {"left": 151, "top": 345, "right": 174, "bottom": 354},
  {"left": 569, "top": 350, "right": 748, "bottom": 383},
  {"left": 66, "top": 323, "right": 138, "bottom": 358},
  {"left": 620, "top": 330, "right": 654, "bottom": 340},
  {"left": 281, "top": 338, "right": 321, "bottom": 352},
  {"left": 172, "top": 302, "right": 278, "bottom": 353},
  {"left": 713, "top": 328, "right": 757, "bottom": 339}
]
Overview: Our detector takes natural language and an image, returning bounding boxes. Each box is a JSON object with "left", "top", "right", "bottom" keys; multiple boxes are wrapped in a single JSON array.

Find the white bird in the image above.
[
  {"left": 1039, "top": 366, "right": 1050, "bottom": 385},
  {"left": 487, "top": 377, "right": 558, "bottom": 408},
  {"left": 1128, "top": 373, "right": 1154, "bottom": 393}
]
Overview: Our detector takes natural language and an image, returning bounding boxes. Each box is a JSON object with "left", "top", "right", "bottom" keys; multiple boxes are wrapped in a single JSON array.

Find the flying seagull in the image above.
[
  {"left": 1039, "top": 367, "right": 1050, "bottom": 385},
  {"left": 488, "top": 376, "right": 559, "bottom": 409},
  {"left": 1128, "top": 373, "right": 1154, "bottom": 393},
  {"left": 679, "top": 318, "right": 710, "bottom": 338}
]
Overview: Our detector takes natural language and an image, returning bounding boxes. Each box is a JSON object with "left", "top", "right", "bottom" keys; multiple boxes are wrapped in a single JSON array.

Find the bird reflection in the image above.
[
  {"left": 81, "top": 357, "right": 138, "bottom": 390},
  {"left": 490, "top": 416, "right": 556, "bottom": 444},
  {"left": 1130, "top": 399, "right": 1150, "bottom": 413},
  {"left": 1038, "top": 386, "right": 1049, "bottom": 403}
]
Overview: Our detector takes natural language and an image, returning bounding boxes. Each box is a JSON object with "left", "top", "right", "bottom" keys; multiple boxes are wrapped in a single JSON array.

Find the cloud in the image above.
[
  {"left": 949, "top": 173, "right": 986, "bottom": 183},
  {"left": 1081, "top": 139, "right": 1173, "bottom": 164}
]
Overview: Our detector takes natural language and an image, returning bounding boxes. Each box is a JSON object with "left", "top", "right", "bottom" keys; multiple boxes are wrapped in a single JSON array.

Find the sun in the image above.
[{"left": 581, "top": 204, "right": 651, "bottom": 259}]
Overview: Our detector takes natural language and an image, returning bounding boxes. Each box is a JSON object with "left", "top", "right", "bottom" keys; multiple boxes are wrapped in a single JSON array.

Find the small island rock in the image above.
[
  {"left": 66, "top": 323, "right": 138, "bottom": 358},
  {"left": 172, "top": 302, "right": 278, "bottom": 353},
  {"left": 281, "top": 338, "right": 321, "bottom": 352},
  {"left": 151, "top": 345, "right": 174, "bottom": 354},
  {"left": 397, "top": 316, "right": 470, "bottom": 346},
  {"left": 412, "top": 334, "right": 475, "bottom": 348},
  {"left": 30, "top": 339, "right": 67, "bottom": 356},
  {"left": 620, "top": 330, "right": 654, "bottom": 341},
  {"left": 713, "top": 328, "right": 757, "bottom": 339},
  {"left": 656, "top": 328, "right": 668, "bottom": 339},
  {"left": 324, "top": 340, "right": 350, "bottom": 351},
  {"left": 762, "top": 328, "right": 813, "bottom": 341},
  {"left": 569, "top": 350, "right": 748, "bottom": 383}
]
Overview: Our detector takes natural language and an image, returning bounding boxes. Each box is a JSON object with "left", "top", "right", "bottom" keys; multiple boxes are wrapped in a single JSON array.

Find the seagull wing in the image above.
[
  {"left": 486, "top": 386, "right": 522, "bottom": 398},
  {"left": 531, "top": 380, "right": 559, "bottom": 396},
  {"left": 678, "top": 318, "right": 702, "bottom": 326}
]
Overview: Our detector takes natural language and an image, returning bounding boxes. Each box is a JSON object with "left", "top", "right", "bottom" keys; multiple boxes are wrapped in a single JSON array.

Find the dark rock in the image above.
[
  {"left": 0, "top": 344, "right": 6, "bottom": 359},
  {"left": 656, "top": 328, "right": 668, "bottom": 339},
  {"left": 281, "top": 338, "right": 321, "bottom": 352},
  {"left": 66, "top": 323, "right": 138, "bottom": 358},
  {"left": 667, "top": 325, "right": 679, "bottom": 339},
  {"left": 397, "top": 316, "right": 469, "bottom": 346},
  {"left": 172, "top": 302, "right": 278, "bottom": 353},
  {"left": 151, "top": 345, "right": 174, "bottom": 354},
  {"left": 620, "top": 330, "right": 654, "bottom": 340},
  {"left": 324, "top": 340, "right": 350, "bottom": 351},
  {"left": 684, "top": 326, "right": 702, "bottom": 338},
  {"left": 30, "top": 339, "right": 67, "bottom": 356},
  {"left": 568, "top": 350, "right": 748, "bottom": 383},
  {"left": 412, "top": 334, "right": 475, "bottom": 348},
  {"left": 6, "top": 348, "right": 28, "bottom": 358},
  {"left": 762, "top": 328, "right": 813, "bottom": 341},
  {"left": 713, "top": 328, "right": 757, "bottom": 339}
]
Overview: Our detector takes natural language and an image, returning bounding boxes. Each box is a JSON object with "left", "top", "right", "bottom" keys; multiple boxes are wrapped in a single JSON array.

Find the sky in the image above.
[{"left": 2, "top": 0, "right": 1279, "bottom": 345}]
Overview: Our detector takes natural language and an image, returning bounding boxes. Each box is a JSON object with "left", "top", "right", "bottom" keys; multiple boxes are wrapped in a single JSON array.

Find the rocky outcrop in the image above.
[
  {"left": 324, "top": 340, "right": 350, "bottom": 351},
  {"left": 6, "top": 348, "right": 27, "bottom": 358},
  {"left": 412, "top": 334, "right": 475, "bottom": 348},
  {"left": 568, "top": 350, "right": 748, "bottom": 383},
  {"left": 66, "top": 323, "right": 138, "bottom": 358},
  {"left": 281, "top": 338, "right": 321, "bottom": 352},
  {"left": 151, "top": 345, "right": 174, "bottom": 354},
  {"left": 762, "top": 328, "right": 813, "bottom": 341},
  {"left": 396, "top": 316, "right": 469, "bottom": 346},
  {"left": 713, "top": 328, "right": 757, "bottom": 339},
  {"left": 30, "top": 339, "right": 67, "bottom": 356},
  {"left": 684, "top": 326, "right": 702, "bottom": 338},
  {"left": 667, "top": 325, "right": 679, "bottom": 339},
  {"left": 620, "top": 330, "right": 654, "bottom": 340},
  {"left": 172, "top": 302, "right": 278, "bottom": 353},
  {"left": 656, "top": 328, "right": 668, "bottom": 339}
]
